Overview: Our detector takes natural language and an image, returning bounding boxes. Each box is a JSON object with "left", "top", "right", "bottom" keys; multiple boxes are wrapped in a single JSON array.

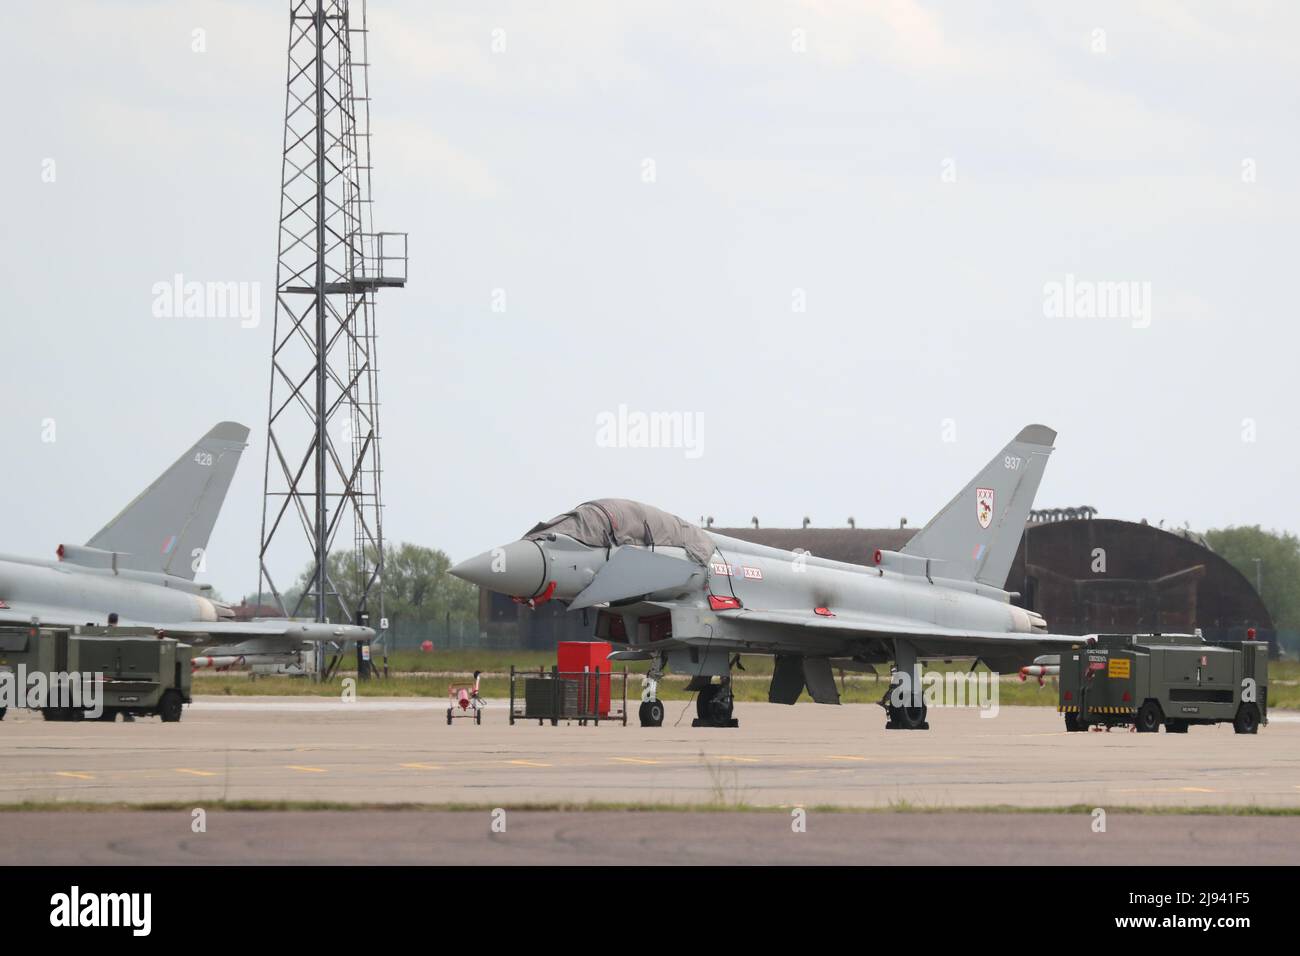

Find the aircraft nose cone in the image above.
[{"left": 450, "top": 539, "right": 547, "bottom": 598}]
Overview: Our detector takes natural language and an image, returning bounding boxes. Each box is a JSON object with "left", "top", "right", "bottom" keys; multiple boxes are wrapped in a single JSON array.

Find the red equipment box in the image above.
[{"left": 557, "top": 641, "right": 613, "bottom": 716}]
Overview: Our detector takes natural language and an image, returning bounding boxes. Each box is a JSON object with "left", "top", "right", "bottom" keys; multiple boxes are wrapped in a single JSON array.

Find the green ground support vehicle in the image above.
[
  {"left": 0, "top": 625, "right": 192, "bottom": 722},
  {"left": 1058, "top": 632, "right": 1267, "bottom": 734}
]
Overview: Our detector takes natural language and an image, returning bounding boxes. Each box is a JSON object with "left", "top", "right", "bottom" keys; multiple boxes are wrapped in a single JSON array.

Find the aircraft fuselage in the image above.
[{"left": 0, "top": 553, "right": 221, "bottom": 627}]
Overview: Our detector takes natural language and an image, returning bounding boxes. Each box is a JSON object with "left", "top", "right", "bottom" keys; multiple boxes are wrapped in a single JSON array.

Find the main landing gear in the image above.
[
  {"left": 692, "top": 677, "right": 739, "bottom": 728},
  {"left": 882, "top": 639, "right": 930, "bottom": 730},
  {"left": 884, "top": 697, "right": 929, "bottom": 730}
]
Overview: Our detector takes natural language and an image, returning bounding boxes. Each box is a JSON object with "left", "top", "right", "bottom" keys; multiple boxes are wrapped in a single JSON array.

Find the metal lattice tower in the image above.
[{"left": 258, "top": 0, "right": 405, "bottom": 671}]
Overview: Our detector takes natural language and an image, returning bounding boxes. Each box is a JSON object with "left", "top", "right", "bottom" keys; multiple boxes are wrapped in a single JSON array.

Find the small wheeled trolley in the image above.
[{"left": 447, "top": 670, "right": 484, "bottom": 725}]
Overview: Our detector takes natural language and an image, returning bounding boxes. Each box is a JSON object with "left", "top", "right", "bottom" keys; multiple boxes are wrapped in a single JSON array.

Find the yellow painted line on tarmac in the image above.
[
  {"left": 174, "top": 768, "right": 217, "bottom": 777},
  {"left": 611, "top": 757, "right": 660, "bottom": 765},
  {"left": 715, "top": 756, "right": 761, "bottom": 763},
  {"left": 287, "top": 765, "right": 328, "bottom": 774},
  {"left": 825, "top": 755, "right": 869, "bottom": 762},
  {"left": 400, "top": 762, "right": 442, "bottom": 770},
  {"left": 508, "top": 759, "right": 552, "bottom": 768},
  {"left": 53, "top": 772, "right": 94, "bottom": 781}
]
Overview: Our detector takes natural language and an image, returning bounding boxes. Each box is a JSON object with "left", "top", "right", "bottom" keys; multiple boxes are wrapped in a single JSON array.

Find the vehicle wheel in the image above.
[
  {"left": 1135, "top": 700, "right": 1162, "bottom": 733},
  {"left": 1165, "top": 719, "right": 1189, "bottom": 733},
  {"left": 1233, "top": 703, "right": 1260, "bottom": 735},
  {"left": 158, "top": 690, "right": 183, "bottom": 723},
  {"left": 1064, "top": 711, "right": 1083, "bottom": 732},
  {"left": 640, "top": 699, "right": 664, "bottom": 727},
  {"left": 94, "top": 709, "right": 118, "bottom": 722},
  {"left": 0, "top": 706, "right": 6, "bottom": 721}
]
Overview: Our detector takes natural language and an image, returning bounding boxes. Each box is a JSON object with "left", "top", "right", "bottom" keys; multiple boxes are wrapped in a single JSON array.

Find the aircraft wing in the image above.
[
  {"left": 0, "top": 602, "right": 98, "bottom": 628},
  {"left": 715, "top": 606, "right": 1082, "bottom": 666},
  {"left": 0, "top": 602, "right": 372, "bottom": 647},
  {"left": 148, "top": 620, "right": 375, "bottom": 645}
]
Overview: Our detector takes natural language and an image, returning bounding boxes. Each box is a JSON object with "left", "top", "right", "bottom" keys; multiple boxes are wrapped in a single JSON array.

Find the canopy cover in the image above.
[{"left": 525, "top": 499, "right": 714, "bottom": 565}]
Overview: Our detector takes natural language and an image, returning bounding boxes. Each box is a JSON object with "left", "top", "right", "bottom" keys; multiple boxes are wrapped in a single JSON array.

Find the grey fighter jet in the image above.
[
  {"left": 451, "top": 425, "right": 1078, "bottom": 728},
  {"left": 0, "top": 422, "right": 372, "bottom": 668}
]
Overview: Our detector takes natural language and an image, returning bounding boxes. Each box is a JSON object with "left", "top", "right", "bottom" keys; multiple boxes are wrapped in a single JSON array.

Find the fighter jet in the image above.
[
  {"left": 451, "top": 425, "right": 1079, "bottom": 728},
  {"left": 0, "top": 422, "right": 372, "bottom": 669}
]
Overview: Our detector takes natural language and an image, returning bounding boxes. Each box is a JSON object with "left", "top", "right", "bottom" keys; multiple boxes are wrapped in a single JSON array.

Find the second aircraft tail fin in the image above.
[{"left": 86, "top": 421, "right": 250, "bottom": 580}]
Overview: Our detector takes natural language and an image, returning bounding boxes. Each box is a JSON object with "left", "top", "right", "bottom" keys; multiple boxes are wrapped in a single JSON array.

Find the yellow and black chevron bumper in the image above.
[{"left": 1059, "top": 705, "right": 1136, "bottom": 715}]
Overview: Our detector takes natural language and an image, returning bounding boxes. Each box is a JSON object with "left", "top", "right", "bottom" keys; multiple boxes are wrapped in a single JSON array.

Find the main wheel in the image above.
[
  {"left": 1135, "top": 700, "right": 1162, "bottom": 733},
  {"left": 1165, "top": 719, "right": 1189, "bottom": 733},
  {"left": 695, "top": 684, "right": 717, "bottom": 722},
  {"left": 1233, "top": 703, "right": 1260, "bottom": 735},
  {"left": 158, "top": 690, "right": 183, "bottom": 723},
  {"left": 475, "top": 708, "right": 482, "bottom": 725},
  {"left": 0, "top": 706, "right": 6, "bottom": 721},
  {"left": 1064, "top": 711, "right": 1084, "bottom": 732},
  {"left": 640, "top": 699, "right": 664, "bottom": 727},
  {"left": 887, "top": 702, "right": 929, "bottom": 730},
  {"left": 446, "top": 708, "right": 453, "bottom": 726}
]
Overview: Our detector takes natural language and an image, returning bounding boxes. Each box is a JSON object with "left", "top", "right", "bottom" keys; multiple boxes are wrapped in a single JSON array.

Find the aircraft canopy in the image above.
[{"left": 525, "top": 499, "right": 714, "bottom": 565}]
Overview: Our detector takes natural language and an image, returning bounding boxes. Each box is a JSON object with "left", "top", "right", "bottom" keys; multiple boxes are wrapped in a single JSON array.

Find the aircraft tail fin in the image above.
[
  {"left": 86, "top": 421, "right": 250, "bottom": 580},
  {"left": 900, "top": 424, "right": 1056, "bottom": 587}
]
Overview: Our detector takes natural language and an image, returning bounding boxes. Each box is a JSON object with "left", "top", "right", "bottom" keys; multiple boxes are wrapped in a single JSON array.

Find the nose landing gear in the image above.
[
  {"left": 639, "top": 655, "right": 665, "bottom": 727},
  {"left": 638, "top": 699, "right": 665, "bottom": 726}
]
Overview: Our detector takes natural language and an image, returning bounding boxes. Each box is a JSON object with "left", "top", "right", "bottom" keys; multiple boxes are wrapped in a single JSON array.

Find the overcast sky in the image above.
[{"left": 1, "top": 1, "right": 1296, "bottom": 599}]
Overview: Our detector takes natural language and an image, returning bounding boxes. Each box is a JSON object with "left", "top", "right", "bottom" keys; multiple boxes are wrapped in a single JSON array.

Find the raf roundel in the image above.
[{"left": 976, "top": 487, "right": 995, "bottom": 529}]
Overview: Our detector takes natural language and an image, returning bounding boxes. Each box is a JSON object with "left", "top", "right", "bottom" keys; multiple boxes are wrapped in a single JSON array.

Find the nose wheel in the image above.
[
  {"left": 639, "top": 699, "right": 665, "bottom": 727},
  {"left": 639, "top": 654, "right": 667, "bottom": 727}
]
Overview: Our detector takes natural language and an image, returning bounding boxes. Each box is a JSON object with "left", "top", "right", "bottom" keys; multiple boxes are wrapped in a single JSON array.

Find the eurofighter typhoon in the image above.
[
  {"left": 452, "top": 425, "right": 1078, "bottom": 728},
  {"left": 0, "top": 422, "right": 372, "bottom": 667}
]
